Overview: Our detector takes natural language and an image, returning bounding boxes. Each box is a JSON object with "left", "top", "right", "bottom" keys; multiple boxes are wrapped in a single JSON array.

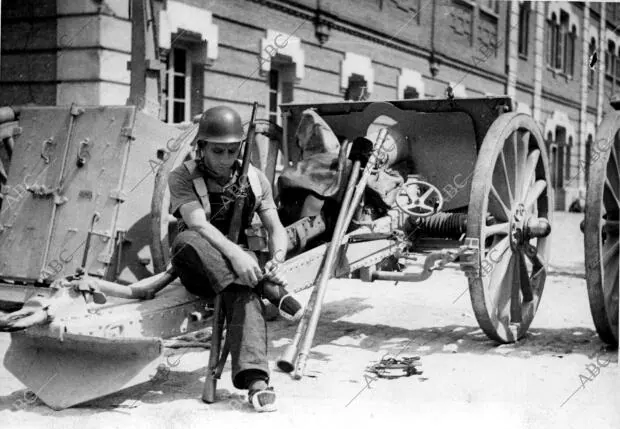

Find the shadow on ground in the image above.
[{"left": 1, "top": 295, "right": 616, "bottom": 416}]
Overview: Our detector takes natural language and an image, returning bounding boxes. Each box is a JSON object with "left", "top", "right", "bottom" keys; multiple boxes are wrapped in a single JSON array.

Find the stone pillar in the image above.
[
  {"left": 578, "top": 3, "right": 590, "bottom": 191},
  {"left": 506, "top": 0, "right": 519, "bottom": 98},
  {"left": 532, "top": 1, "right": 545, "bottom": 124},
  {"left": 597, "top": 4, "right": 606, "bottom": 125}
]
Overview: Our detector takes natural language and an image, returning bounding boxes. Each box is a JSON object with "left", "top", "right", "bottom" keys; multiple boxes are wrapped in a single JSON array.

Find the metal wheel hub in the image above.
[
  {"left": 509, "top": 204, "right": 527, "bottom": 249},
  {"left": 510, "top": 204, "right": 551, "bottom": 250}
]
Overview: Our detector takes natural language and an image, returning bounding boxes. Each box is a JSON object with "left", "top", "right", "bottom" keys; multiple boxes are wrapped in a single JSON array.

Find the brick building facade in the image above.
[{"left": 1, "top": 0, "right": 620, "bottom": 210}]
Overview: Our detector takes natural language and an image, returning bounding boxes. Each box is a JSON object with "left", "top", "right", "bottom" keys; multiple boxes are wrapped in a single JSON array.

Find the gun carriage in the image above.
[{"left": 0, "top": 96, "right": 557, "bottom": 409}]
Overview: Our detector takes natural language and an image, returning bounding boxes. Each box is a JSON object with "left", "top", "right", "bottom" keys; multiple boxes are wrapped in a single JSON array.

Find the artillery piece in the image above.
[{"left": 0, "top": 96, "right": 555, "bottom": 409}]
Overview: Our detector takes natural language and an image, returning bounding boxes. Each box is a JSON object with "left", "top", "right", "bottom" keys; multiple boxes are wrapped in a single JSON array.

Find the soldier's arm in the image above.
[
  {"left": 258, "top": 208, "right": 288, "bottom": 263},
  {"left": 255, "top": 171, "right": 287, "bottom": 262},
  {"left": 178, "top": 201, "right": 242, "bottom": 260},
  {"left": 179, "top": 201, "right": 263, "bottom": 286}
]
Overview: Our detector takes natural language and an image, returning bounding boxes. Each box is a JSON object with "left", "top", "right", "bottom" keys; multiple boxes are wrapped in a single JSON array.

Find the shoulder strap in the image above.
[{"left": 184, "top": 160, "right": 211, "bottom": 219}]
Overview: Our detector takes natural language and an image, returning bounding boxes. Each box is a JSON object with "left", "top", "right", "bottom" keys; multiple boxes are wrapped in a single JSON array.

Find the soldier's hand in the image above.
[
  {"left": 230, "top": 250, "right": 263, "bottom": 287},
  {"left": 263, "top": 259, "right": 288, "bottom": 287}
]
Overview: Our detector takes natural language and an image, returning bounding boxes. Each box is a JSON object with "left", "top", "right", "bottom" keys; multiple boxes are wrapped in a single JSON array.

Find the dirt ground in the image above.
[{"left": 0, "top": 211, "right": 618, "bottom": 429}]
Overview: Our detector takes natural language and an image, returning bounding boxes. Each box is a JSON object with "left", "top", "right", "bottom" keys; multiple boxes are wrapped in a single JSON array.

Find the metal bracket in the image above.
[
  {"left": 70, "top": 105, "right": 85, "bottom": 117},
  {"left": 458, "top": 237, "right": 480, "bottom": 277},
  {"left": 41, "top": 138, "right": 55, "bottom": 163},
  {"left": 121, "top": 127, "right": 135, "bottom": 140},
  {"left": 77, "top": 138, "right": 90, "bottom": 167},
  {"left": 109, "top": 189, "right": 127, "bottom": 203}
]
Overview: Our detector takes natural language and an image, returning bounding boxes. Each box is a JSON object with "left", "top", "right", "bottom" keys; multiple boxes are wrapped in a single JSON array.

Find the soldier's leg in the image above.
[
  {"left": 170, "top": 230, "right": 237, "bottom": 296},
  {"left": 171, "top": 230, "right": 273, "bottom": 409},
  {"left": 220, "top": 284, "right": 270, "bottom": 388},
  {"left": 221, "top": 284, "right": 275, "bottom": 411}
]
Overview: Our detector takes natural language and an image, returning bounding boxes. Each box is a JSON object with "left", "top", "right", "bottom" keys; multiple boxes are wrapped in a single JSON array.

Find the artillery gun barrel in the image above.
[
  {"left": 276, "top": 159, "right": 362, "bottom": 373},
  {"left": 292, "top": 129, "right": 390, "bottom": 379}
]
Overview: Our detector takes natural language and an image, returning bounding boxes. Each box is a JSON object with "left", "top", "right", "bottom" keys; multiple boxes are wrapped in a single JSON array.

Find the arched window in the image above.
[
  {"left": 546, "top": 10, "right": 577, "bottom": 76},
  {"left": 564, "top": 24, "right": 576, "bottom": 76},
  {"left": 518, "top": 2, "right": 531, "bottom": 57},
  {"left": 589, "top": 38, "right": 597, "bottom": 87},
  {"left": 546, "top": 13, "right": 558, "bottom": 66}
]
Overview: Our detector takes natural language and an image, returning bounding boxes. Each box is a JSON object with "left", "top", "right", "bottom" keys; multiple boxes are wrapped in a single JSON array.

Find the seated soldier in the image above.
[{"left": 167, "top": 105, "right": 303, "bottom": 412}]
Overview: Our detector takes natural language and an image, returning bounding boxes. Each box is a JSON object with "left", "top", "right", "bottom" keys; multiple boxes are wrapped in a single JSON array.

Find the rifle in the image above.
[
  {"left": 203, "top": 101, "right": 258, "bottom": 403},
  {"left": 228, "top": 102, "right": 258, "bottom": 243}
]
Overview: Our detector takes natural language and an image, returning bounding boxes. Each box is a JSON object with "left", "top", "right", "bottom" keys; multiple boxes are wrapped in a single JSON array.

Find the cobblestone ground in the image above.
[{"left": 0, "top": 212, "right": 618, "bottom": 429}]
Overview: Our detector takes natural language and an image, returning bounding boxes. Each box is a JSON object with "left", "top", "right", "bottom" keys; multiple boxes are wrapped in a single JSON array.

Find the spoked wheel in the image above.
[
  {"left": 467, "top": 113, "right": 553, "bottom": 343},
  {"left": 584, "top": 111, "right": 619, "bottom": 346}
]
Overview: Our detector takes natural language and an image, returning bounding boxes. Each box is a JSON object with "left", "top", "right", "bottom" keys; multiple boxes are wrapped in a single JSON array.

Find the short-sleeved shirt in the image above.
[{"left": 168, "top": 160, "right": 277, "bottom": 244}]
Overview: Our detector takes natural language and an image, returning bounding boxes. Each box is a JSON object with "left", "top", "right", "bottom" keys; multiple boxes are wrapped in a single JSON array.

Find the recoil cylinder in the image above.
[{"left": 405, "top": 212, "right": 468, "bottom": 240}]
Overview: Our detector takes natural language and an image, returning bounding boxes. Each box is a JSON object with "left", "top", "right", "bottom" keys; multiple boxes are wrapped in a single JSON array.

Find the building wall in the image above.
[{"left": 1, "top": 0, "right": 619, "bottom": 210}]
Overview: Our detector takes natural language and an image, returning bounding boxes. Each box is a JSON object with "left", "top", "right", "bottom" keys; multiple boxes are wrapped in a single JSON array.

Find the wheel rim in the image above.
[
  {"left": 150, "top": 126, "right": 198, "bottom": 273},
  {"left": 585, "top": 111, "right": 619, "bottom": 346},
  {"left": 467, "top": 113, "right": 553, "bottom": 343}
]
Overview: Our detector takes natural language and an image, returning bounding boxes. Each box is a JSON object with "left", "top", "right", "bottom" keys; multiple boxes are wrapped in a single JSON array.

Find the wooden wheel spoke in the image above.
[
  {"left": 603, "top": 218, "right": 619, "bottom": 235},
  {"left": 602, "top": 237, "right": 619, "bottom": 271},
  {"left": 484, "top": 222, "right": 510, "bottom": 237},
  {"left": 499, "top": 151, "right": 514, "bottom": 204},
  {"left": 489, "top": 247, "right": 515, "bottom": 324},
  {"left": 520, "top": 149, "right": 540, "bottom": 202},
  {"left": 603, "top": 257, "right": 619, "bottom": 324},
  {"left": 524, "top": 180, "right": 547, "bottom": 210},
  {"left": 509, "top": 253, "right": 524, "bottom": 322},
  {"left": 610, "top": 140, "right": 619, "bottom": 181},
  {"left": 487, "top": 236, "right": 511, "bottom": 260},
  {"left": 605, "top": 177, "right": 620, "bottom": 206},
  {"left": 514, "top": 131, "right": 529, "bottom": 193},
  {"left": 490, "top": 185, "right": 511, "bottom": 219}
]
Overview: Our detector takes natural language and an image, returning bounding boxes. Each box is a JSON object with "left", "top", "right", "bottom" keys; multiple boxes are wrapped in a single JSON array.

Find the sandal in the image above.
[
  {"left": 277, "top": 293, "right": 303, "bottom": 322},
  {"left": 259, "top": 281, "right": 303, "bottom": 322},
  {"left": 248, "top": 386, "right": 277, "bottom": 412}
]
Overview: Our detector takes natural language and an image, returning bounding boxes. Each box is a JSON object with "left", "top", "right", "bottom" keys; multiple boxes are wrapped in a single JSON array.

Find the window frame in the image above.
[
  {"left": 164, "top": 46, "right": 192, "bottom": 124},
  {"left": 345, "top": 74, "right": 369, "bottom": 101},
  {"left": 606, "top": 40, "right": 616, "bottom": 78},
  {"left": 403, "top": 86, "right": 420, "bottom": 99},
  {"left": 588, "top": 38, "right": 597, "bottom": 88},
  {"left": 546, "top": 10, "right": 576, "bottom": 79},
  {"left": 546, "top": 14, "right": 558, "bottom": 68},
  {"left": 518, "top": 1, "right": 531, "bottom": 58}
]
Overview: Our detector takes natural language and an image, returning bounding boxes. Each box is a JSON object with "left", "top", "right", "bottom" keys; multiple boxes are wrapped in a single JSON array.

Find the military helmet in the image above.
[{"left": 195, "top": 106, "right": 244, "bottom": 144}]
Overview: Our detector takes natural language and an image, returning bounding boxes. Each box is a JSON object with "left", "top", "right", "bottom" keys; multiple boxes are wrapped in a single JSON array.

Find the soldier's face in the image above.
[{"left": 200, "top": 141, "right": 241, "bottom": 176}]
